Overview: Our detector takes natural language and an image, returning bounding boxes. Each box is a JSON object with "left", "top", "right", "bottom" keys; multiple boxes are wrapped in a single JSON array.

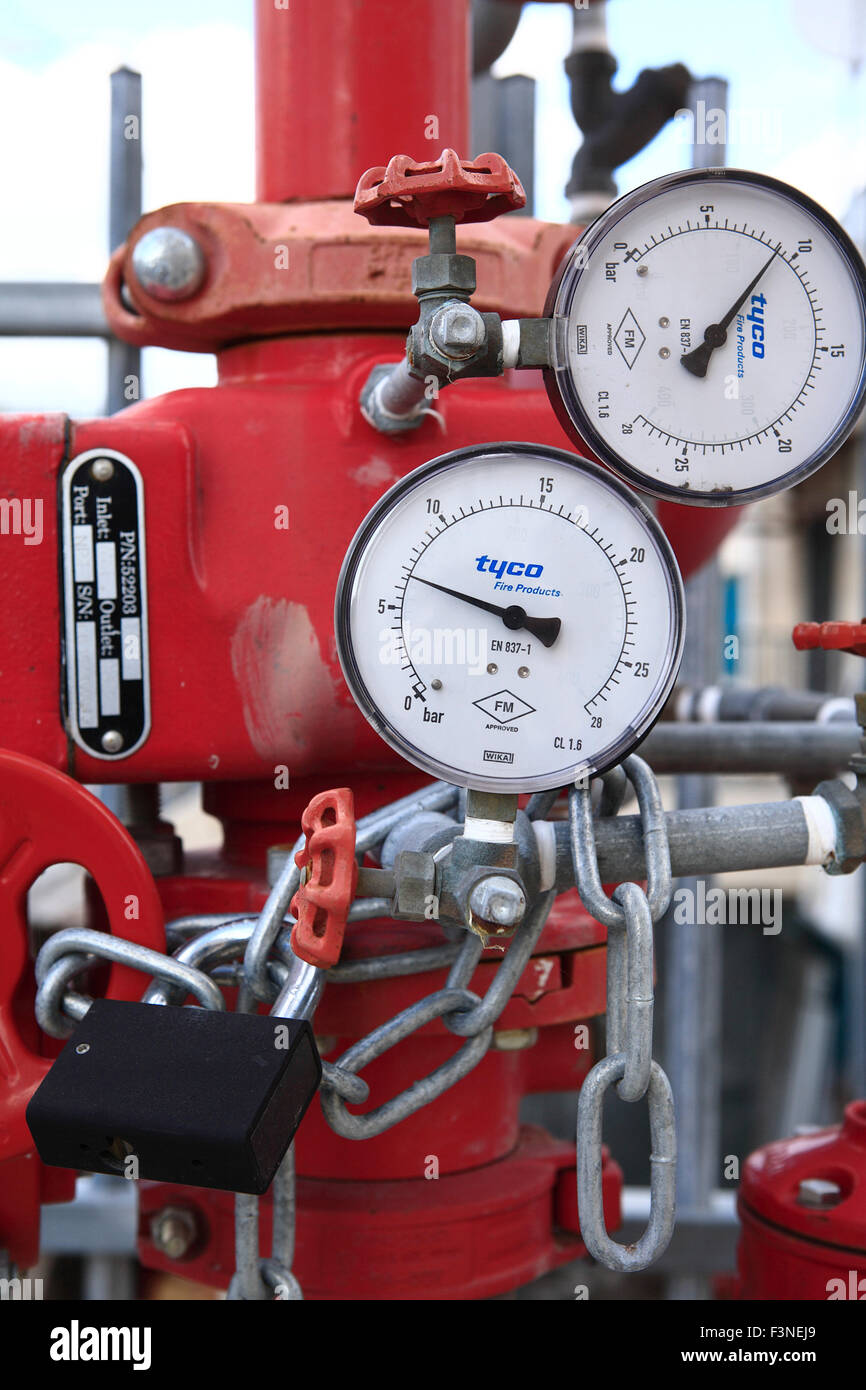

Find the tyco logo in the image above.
[
  {"left": 475, "top": 554, "right": 543, "bottom": 580},
  {"left": 747, "top": 293, "right": 767, "bottom": 359}
]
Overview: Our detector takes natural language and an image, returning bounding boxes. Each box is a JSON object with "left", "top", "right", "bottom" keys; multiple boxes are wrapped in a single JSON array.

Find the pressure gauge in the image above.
[
  {"left": 335, "top": 444, "right": 684, "bottom": 793},
  {"left": 545, "top": 168, "right": 866, "bottom": 505}
]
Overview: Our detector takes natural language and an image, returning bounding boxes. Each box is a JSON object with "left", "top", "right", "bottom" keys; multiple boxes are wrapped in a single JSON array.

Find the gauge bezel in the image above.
[
  {"left": 335, "top": 442, "right": 686, "bottom": 793},
  {"left": 544, "top": 167, "right": 866, "bottom": 507}
]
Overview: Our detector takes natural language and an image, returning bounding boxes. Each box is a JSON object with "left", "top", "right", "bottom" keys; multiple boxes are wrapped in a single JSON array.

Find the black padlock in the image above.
[{"left": 26, "top": 999, "right": 321, "bottom": 1195}]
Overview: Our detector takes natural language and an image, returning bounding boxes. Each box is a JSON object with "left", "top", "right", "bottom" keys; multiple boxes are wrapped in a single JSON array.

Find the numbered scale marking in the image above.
[
  {"left": 335, "top": 444, "right": 684, "bottom": 793},
  {"left": 545, "top": 168, "right": 866, "bottom": 505}
]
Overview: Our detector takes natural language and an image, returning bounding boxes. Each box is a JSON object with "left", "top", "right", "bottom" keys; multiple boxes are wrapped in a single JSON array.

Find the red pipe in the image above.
[{"left": 255, "top": 0, "right": 471, "bottom": 203}]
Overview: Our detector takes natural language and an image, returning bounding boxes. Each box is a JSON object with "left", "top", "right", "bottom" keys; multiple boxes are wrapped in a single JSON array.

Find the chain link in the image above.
[
  {"left": 576, "top": 1057, "right": 677, "bottom": 1273},
  {"left": 226, "top": 1151, "right": 303, "bottom": 1301},
  {"left": 34, "top": 927, "right": 225, "bottom": 1035},
  {"left": 570, "top": 754, "right": 672, "bottom": 926},
  {"left": 569, "top": 756, "right": 677, "bottom": 1272},
  {"left": 605, "top": 882, "right": 654, "bottom": 1103},
  {"left": 320, "top": 988, "right": 493, "bottom": 1140}
]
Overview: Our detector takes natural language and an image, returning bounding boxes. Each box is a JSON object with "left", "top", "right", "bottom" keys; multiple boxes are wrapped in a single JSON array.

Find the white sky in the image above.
[{"left": 1, "top": 0, "right": 865, "bottom": 415}]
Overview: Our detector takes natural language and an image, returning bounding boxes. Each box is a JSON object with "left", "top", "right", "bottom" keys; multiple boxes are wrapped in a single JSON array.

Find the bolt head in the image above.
[
  {"left": 797, "top": 1177, "right": 842, "bottom": 1209},
  {"left": 492, "top": 1027, "right": 538, "bottom": 1052},
  {"left": 101, "top": 729, "right": 124, "bottom": 754},
  {"left": 468, "top": 874, "right": 526, "bottom": 929},
  {"left": 150, "top": 1206, "right": 197, "bottom": 1261},
  {"left": 75, "top": 1042, "right": 90, "bottom": 1055},
  {"left": 131, "top": 227, "right": 206, "bottom": 302},
  {"left": 90, "top": 457, "right": 115, "bottom": 482},
  {"left": 430, "top": 303, "right": 486, "bottom": 359}
]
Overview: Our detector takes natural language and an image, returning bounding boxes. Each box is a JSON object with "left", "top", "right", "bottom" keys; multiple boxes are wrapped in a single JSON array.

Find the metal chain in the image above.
[
  {"left": 32, "top": 762, "right": 679, "bottom": 1281},
  {"left": 569, "top": 755, "right": 678, "bottom": 1273},
  {"left": 570, "top": 754, "right": 672, "bottom": 926},
  {"left": 34, "top": 927, "right": 226, "bottom": 1036},
  {"left": 319, "top": 890, "right": 557, "bottom": 1137},
  {"left": 577, "top": 1057, "right": 677, "bottom": 1273},
  {"left": 319, "top": 989, "right": 492, "bottom": 1139}
]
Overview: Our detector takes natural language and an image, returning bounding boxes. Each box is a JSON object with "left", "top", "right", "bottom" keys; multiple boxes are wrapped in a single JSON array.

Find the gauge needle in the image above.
[
  {"left": 411, "top": 575, "right": 562, "bottom": 648},
  {"left": 680, "top": 245, "right": 780, "bottom": 379}
]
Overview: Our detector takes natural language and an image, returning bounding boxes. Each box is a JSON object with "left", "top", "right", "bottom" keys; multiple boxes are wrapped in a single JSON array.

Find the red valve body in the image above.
[
  {"left": 0, "top": 0, "right": 742, "bottom": 1296},
  {"left": 737, "top": 1102, "right": 866, "bottom": 1300}
]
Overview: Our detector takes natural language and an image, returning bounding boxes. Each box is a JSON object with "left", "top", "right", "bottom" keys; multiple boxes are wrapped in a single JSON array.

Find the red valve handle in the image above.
[
  {"left": 290, "top": 788, "right": 358, "bottom": 970},
  {"left": 354, "top": 148, "right": 526, "bottom": 228},
  {"left": 793, "top": 621, "right": 866, "bottom": 659},
  {"left": 0, "top": 749, "right": 166, "bottom": 1266}
]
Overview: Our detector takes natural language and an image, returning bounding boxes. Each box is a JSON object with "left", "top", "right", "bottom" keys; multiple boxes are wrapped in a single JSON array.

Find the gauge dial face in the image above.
[
  {"left": 545, "top": 168, "right": 866, "bottom": 505},
  {"left": 335, "top": 444, "right": 684, "bottom": 793}
]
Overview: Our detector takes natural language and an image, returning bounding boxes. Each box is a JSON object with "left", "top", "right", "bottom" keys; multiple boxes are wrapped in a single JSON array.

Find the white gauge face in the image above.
[
  {"left": 335, "top": 445, "right": 684, "bottom": 793},
  {"left": 546, "top": 169, "right": 866, "bottom": 505}
]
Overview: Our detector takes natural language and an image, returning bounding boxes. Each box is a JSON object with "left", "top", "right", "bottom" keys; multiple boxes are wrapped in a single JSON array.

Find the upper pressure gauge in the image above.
[
  {"left": 335, "top": 443, "right": 684, "bottom": 794},
  {"left": 545, "top": 168, "right": 866, "bottom": 505}
]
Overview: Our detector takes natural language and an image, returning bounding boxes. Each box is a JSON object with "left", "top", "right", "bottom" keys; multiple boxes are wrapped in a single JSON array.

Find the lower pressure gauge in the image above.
[
  {"left": 545, "top": 168, "right": 866, "bottom": 505},
  {"left": 335, "top": 444, "right": 684, "bottom": 793}
]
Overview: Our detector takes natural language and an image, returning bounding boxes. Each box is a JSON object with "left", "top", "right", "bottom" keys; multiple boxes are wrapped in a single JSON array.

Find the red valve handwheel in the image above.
[
  {"left": 290, "top": 788, "right": 358, "bottom": 970},
  {"left": 0, "top": 749, "right": 166, "bottom": 1265},
  {"left": 354, "top": 148, "right": 526, "bottom": 228},
  {"left": 793, "top": 621, "right": 866, "bottom": 659}
]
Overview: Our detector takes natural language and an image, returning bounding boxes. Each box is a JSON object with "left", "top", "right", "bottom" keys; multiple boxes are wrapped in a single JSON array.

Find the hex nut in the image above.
[
  {"left": 149, "top": 1205, "right": 199, "bottom": 1260},
  {"left": 796, "top": 1177, "right": 842, "bottom": 1209},
  {"left": 430, "top": 303, "right": 486, "bottom": 359},
  {"left": 813, "top": 779, "right": 866, "bottom": 874},
  {"left": 393, "top": 850, "right": 437, "bottom": 919}
]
